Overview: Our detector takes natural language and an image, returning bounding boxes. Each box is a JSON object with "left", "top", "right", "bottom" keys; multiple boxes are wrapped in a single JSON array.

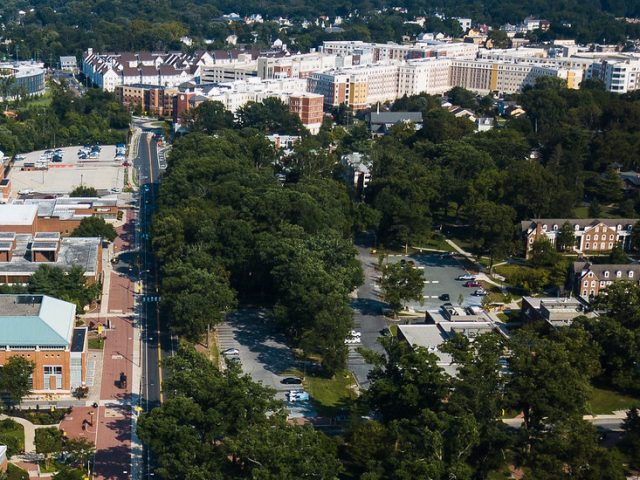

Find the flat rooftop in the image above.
[
  {"left": 0, "top": 204, "right": 37, "bottom": 226},
  {"left": 0, "top": 235, "right": 100, "bottom": 277},
  {"left": 0, "top": 294, "right": 42, "bottom": 316}
]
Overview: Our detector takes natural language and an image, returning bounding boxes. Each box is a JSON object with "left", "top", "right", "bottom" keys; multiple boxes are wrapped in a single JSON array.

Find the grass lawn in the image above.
[
  {"left": 573, "top": 205, "right": 619, "bottom": 219},
  {"left": 413, "top": 235, "right": 455, "bottom": 252},
  {"left": 304, "top": 371, "right": 358, "bottom": 416},
  {"left": 389, "top": 324, "right": 398, "bottom": 336},
  {"left": 0, "top": 419, "right": 25, "bottom": 455},
  {"left": 88, "top": 337, "right": 104, "bottom": 349},
  {"left": 6, "top": 464, "right": 29, "bottom": 480},
  {"left": 589, "top": 387, "right": 640, "bottom": 414}
]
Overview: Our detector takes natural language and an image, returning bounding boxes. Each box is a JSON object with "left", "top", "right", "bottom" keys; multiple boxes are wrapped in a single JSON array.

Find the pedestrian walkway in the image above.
[{"left": 0, "top": 414, "right": 57, "bottom": 453}]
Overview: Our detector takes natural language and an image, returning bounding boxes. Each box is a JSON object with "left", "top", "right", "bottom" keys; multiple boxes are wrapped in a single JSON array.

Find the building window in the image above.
[
  {"left": 594, "top": 243, "right": 599, "bottom": 250},
  {"left": 594, "top": 234, "right": 599, "bottom": 241},
  {"left": 583, "top": 281, "right": 588, "bottom": 287},
  {"left": 604, "top": 271, "right": 609, "bottom": 278},
  {"left": 586, "top": 243, "right": 590, "bottom": 249},
  {"left": 43, "top": 365, "right": 63, "bottom": 390},
  {"left": 586, "top": 235, "right": 591, "bottom": 241},
  {"left": 616, "top": 271, "right": 622, "bottom": 278},
  {"left": 609, "top": 242, "right": 613, "bottom": 248},
  {"left": 591, "top": 281, "right": 596, "bottom": 287},
  {"left": 630, "top": 271, "right": 635, "bottom": 278},
  {"left": 610, "top": 235, "right": 614, "bottom": 240}
]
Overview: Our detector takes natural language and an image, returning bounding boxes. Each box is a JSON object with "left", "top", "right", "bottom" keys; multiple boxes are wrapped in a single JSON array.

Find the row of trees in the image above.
[
  {"left": 2, "top": 0, "right": 639, "bottom": 63},
  {"left": 152, "top": 129, "right": 362, "bottom": 372}
]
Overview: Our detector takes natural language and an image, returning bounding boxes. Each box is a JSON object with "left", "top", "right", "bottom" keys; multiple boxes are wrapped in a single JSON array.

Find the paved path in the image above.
[{"left": 0, "top": 414, "right": 57, "bottom": 453}]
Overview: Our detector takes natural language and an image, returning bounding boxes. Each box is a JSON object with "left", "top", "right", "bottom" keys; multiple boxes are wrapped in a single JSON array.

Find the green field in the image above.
[
  {"left": 304, "top": 371, "right": 358, "bottom": 415},
  {"left": 589, "top": 387, "right": 640, "bottom": 414}
]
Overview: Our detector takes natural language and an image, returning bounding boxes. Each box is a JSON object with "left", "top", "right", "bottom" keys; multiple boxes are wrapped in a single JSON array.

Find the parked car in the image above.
[
  {"left": 473, "top": 288, "right": 488, "bottom": 296},
  {"left": 281, "top": 377, "right": 303, "bottom": 385},
  {"left": 222, "top": 348, "right": 240, "bottom": 356},
  {"left": 456, "top": 274, "right": 476, "bottom": 281},
  {"left": 110, "top": 187, "right": 122, "bottom": 193},
  {"left": 379, "top": 328, "right": 391, "bottom": 337},
  {"left": 349, "top": 330, "right": 361, "bottom": 338},
  {"left": 464, "top": 281, "right": 481, "bottom": 288},
  {"left": 439, "top": 293, "right": 450, "bottom": 301},
  {"left": 344, "top": 335, "right": 361, "bottom": 345}
]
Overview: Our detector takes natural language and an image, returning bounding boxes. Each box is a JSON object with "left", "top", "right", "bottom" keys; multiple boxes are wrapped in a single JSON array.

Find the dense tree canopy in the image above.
[{"left": 138, "top": 346, "right": 342, "bottom": 479}]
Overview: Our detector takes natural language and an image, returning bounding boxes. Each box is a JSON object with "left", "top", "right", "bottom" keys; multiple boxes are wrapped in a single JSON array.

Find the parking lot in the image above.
[
  {"left": 9, "top": 145, "right": 124, "bottom": 196},
  {"left": 216, "top": 308, "right": 298, "bottom": 401},
  {"left": 382, "top": 253, "right": 482, "bottom": 311}
]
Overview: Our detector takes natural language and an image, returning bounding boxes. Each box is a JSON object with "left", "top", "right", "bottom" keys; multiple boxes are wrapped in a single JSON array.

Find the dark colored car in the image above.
[
  {"left": 380, "top": 328, "right": 391, "bottom": 337},
  {"left": 439, "top": 294, "right": 450, "bottom": 301},
  {"left": 281, "top": 377, "right": 303, "bottom": 385}
]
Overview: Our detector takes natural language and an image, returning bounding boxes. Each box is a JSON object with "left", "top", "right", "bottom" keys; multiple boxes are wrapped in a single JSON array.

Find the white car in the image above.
[
  {"left": 349, "top": 330, "right": 361, "bottom": 338},
  {"left": 222, "top": 348, "right": 240, "bottom": 356},
  {"left": 18, "top": 189, "right": 34, "bottom": 195},
  {"left": 344, "top": 336, "right": 361, "bottom": 345},
  {"left": 473, "top": 288, "right": 488, "bottom": 296},
  {"left": 457, "top": 273, "right": 476, "bottom": 281},
  {"left": 110, "top": 187, "right": 122, "bottom": 193}
]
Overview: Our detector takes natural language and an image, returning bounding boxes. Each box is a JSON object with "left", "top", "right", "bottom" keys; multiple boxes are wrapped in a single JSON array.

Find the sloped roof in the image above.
[{"left": 0, "top": 295, "right": 76, "bottom": 347}]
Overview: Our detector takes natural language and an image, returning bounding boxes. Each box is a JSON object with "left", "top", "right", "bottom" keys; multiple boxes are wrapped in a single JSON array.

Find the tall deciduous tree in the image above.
[
  {"left": 0, "top": 357, "right": 34, "bottom": 406},
  {"left": 71, "top": 216, "right": 117, "bottom": 242},
  {"left": 379, "top": 262, "right": 424, "bottom": 314}
]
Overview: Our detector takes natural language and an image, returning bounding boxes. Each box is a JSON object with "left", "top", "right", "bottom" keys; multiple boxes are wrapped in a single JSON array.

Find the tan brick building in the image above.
[
  {"left": 0, "top": 295, "right": 87, "bottom": 393},
  {"left": 288, "top": 93, "right": 324, "bottom": 134},
  {"left": 572, "top": 262, "right": 640, "bottom": 298},
  {"left": 521, "top": 218, "right": 637, "bottom": 258}
]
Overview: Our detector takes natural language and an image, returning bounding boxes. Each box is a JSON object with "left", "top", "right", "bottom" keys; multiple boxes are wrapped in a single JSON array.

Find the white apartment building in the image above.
[
  {"left": 398, "top": 59, "right": 452, "bottom": 96},
  {"left": 588, "top": 58, "right": 640, "bottom": 93},
  {"left": 200, "top": 77, "right": 309, "bottom": 112},
  {"left": 201, "top": 62, "right": 258, "bottom": 82},
  {"left": 257, "top": 53, "right": 339, "bottom": 79},
  {"left": 321, "top": 41, "right": 478, "bottom": 62}
]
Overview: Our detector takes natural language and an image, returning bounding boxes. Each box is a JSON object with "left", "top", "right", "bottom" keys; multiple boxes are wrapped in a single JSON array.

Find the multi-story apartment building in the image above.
[
  {"left": 257, "top": 53, "right": 339, "bottom": 79},
  {"left": 201, "top": 62, "right": 259, "bottom": 82},
  {"left": 521, "top": 218, "right": 637, "bottom": 258},
  {"left": 321, "top": 41, "right": 478, "bottom": 61},
  {"left": 398, "top": 59, "right": 451, "bottom": 96},
  {"left": 588, "top": 58, "right": 640, "bottom": 93},
  {"left": 288, "top": 93, "right": 324, "bottom": 133},
  {"left": 572, "top": 262, "right": 640, "bottom": 297}
]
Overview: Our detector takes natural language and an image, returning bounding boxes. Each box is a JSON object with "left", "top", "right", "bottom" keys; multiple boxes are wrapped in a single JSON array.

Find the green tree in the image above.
[
  {"left": 608, "top": 245, "right": 629, "bottom": 263},
  {"left": 35, "top": 427, "right": 63, "bottom": 469},
  {"left": 28, "top": 265, "right": 100, "bottom": 309},
  {"left": 379, "top": 262, "right": 424, "bottom": 315},
  {"left": 507, "top": 326, "right": 600, "bottom": 433},
  {"left": 52, "top": 467, "right": 85, "bottom": 480},
  {"left": 468, "top": 201, "right": 516, "bottom": 269},
  {"left": 69, "top": 186, "right": 98, "bottom": 197},
  {"left": 64, "top": 437, "right": 95, "bottom": 472},
  {"left": 0, "top": 357, "right": 34, "bottom": 406},
  {"left": 529, "top": 237, "right": 561, "bottom": 268},
  {"left": 189, "top": 100, "right": 234, "bottom": 134},
  {"left": 630, "top": 220, "right": 640, "bottom": 253},
  {"left": 619, "top": 407, "right": 640, "bottom": 469},
  {"left": 71, "top": 216, "right": 117, "bottom": 242},
  {"left": 556, "top": 221, "right": 576, "bottom": 252},
  {"left": 589, "top": 198, "right": 602, "bottom": 217},
  {"left": 161, "top": 260, "right": 237, "bottom": 341},
  {"left": 487, "top": 29, "right": 512, "bottom": 48}
]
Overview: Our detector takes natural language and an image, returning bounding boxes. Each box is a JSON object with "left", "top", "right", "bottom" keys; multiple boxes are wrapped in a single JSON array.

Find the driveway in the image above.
[{"left": 217, "top": 309, "right": 297, "bottom": 400}]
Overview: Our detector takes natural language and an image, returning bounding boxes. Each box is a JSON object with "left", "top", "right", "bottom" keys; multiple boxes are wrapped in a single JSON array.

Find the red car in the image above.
[{"left": 463, "top": 281, "right": 481, "bottom": 287}]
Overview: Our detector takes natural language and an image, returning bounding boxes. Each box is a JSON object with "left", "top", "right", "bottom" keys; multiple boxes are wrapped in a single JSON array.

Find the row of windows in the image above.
[{"left": 587, "top": 270, "right": 635, "bottom": 279}]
